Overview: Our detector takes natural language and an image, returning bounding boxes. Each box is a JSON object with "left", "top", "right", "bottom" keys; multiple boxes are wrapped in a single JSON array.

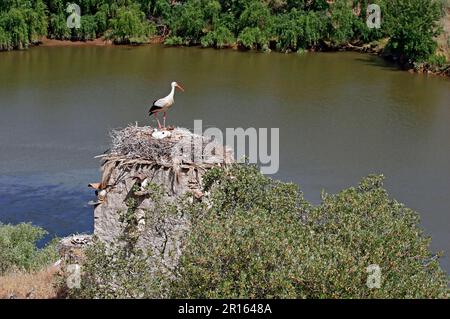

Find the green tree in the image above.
[
  {"left": 151, "top": 0, "right": 173, "bottom": 21},
  {"left": 201, "top": 25, "right": 234, "bottom": 48},
  {"left": 0, "top": 8, "right": 29, "bottom": 49},
  {"left": 287, "top": 0, "right": 329, "bottom": 11},
  {"left": 274, "top": 9, "right": 327, "bottom": 51},
  {"left": 385, "top": 0, "right": 442, "bottom": 63},
  {"left": 238, "top": 26, "right": 269, "bottom": 49},
  {"left": 238, "top": 1, "right": 273, "bottom": 32},
  {"left": 169, "top": 0, "right": 207, "bottom": 44},
  {"left": 25, "top": 0, "right": 48, "bottom": 43},
  {"left": 48, "top": 12, "right": 71, "bottom": 39},
  {"left": 94, "top": 4, "right": 110, "bottom": 34},
  {"left": 75, "top": 14, "right": 97, "bottom": 40},
  {"left": 328, "top": 0, "right": 356, "bottom": 46},
  {"left": 107, "top": 4, "right": 155, "bottom": 44},
  {"left": 0, "top": 26, "right": 12, "bottom": 50}
]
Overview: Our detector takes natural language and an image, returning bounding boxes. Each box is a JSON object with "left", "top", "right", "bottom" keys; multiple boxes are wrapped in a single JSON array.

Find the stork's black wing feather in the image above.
[{"left": 148, "top": 100, "right": 163, "bottom": 115}]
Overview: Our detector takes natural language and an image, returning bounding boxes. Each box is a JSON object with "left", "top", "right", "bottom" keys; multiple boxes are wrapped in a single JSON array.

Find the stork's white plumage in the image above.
[{"left": 149, "top": 81, "right": 184, "bottom": 129}]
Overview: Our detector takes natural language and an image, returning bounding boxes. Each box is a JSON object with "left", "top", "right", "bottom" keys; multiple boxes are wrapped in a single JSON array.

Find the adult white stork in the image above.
[{"left": 149, "top": 81, "right": 184, "bottom": 129}]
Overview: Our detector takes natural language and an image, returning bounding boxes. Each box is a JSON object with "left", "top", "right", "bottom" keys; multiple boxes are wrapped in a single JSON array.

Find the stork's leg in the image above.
[
  {"left": 154, "top": 113, "right": 161, "bottom": 129},
  {"left": 163, "top": 112, "right": 166, "bottom": 128}
]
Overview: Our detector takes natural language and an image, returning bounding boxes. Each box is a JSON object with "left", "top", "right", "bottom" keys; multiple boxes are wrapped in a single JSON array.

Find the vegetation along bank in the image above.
[{"left": 1, "top": 0, "right": 449, "bottom": 75}]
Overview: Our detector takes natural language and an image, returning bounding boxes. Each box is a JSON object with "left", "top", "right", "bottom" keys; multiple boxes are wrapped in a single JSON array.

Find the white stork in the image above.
[{"left": 149, "top": 81, "right": 184, "bottom": 129}]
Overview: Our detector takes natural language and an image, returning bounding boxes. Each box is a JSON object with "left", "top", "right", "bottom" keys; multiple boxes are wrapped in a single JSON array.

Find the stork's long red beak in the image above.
[{"left": 176, "top": 84, "right": 185, "bottom": 92}]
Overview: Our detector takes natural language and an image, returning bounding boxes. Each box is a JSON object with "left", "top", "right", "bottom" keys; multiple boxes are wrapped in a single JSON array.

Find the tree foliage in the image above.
[
  {"left": 275, "top": 9, "right": 327, "bottom": 51},
  {"left": 107, "top": 4, "right": 155, "bottom": 44},
  {"left": 0, "top": 0, "right": 446, "bottom": 68},
  {"left": 384, "top": 0, "right": 442, "bottom": 63},
  {"left": 201, "top": 25, "right": 234, "bottom": 48},
  {"left": 0, "top": 0, "right": 48, "bottom": 50}
]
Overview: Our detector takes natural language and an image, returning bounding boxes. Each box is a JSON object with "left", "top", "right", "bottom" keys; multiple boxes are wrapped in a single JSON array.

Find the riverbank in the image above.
[
  {"left": 32, "top": 36, "right": 450, "bottom": 78},
  {"left": 38, "top": 35, "right": 166, "bottom": 47},
  {"left": 39, "top": 37, "right": 113, "bottom": 47},
  {"left": 2, "top": 0, "right": 449, "bottom": 78},
  {"left": 338, "top": 41, "right": 450, "bottom": 78}
]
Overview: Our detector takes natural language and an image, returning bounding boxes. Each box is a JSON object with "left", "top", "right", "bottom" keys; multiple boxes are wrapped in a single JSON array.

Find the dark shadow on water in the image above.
[{"left": 354, "top": 56, "right": 404, "bottom": 73}]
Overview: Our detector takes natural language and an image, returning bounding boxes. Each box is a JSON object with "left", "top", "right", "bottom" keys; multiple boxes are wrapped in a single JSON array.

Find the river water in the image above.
[{"left": 0, "top": 45, "right": 449, "bottom": 271}]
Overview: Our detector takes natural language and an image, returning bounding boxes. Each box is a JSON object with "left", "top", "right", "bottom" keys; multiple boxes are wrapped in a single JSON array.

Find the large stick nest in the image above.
[{"left": 100, "top": 125, "right": 233, "bottom": 169}]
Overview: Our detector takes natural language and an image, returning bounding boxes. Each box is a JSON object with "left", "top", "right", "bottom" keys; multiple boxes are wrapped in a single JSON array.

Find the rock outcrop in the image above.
[{"left": 58, "top": 234, "right": 93, "bottom": 265}]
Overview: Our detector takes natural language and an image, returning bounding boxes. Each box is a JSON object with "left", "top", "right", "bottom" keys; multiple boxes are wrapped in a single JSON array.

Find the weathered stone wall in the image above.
[
  {"left": 94, "top": 162, "right": 193, "bottom": 269},
  {"left": 92, "top": 127, "right": 233, "bottom": 270}
]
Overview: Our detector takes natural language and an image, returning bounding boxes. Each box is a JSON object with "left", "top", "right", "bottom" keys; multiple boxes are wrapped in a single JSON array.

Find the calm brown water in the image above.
[{"left": 0, "top": 45, "right": 449, "bottom": 271}]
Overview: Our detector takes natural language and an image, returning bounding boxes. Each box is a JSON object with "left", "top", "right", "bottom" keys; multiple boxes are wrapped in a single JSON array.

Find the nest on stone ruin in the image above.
[{"left": 97, "top": 124, "right": 234, "bottom": 170}]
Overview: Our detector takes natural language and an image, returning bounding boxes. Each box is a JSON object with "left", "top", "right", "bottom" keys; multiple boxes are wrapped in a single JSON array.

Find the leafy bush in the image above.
[
  {"left": 108, "top": 4, "right": 155, "bottom": 44},
  {"left": 64, "top": 241, "right": 167, "bottom": 299},
  {"left": 238, "top": 1, "right": 273, "bottom": 32},
  {"left": 286, "top": 0, "right": 329, "bottom": 11},
  {"left": 94, "top": 4, "right": 109, "bottom": 34},
  {"left": 24, "top": 0, "right": 48, "bottom": 43},
  {"left": 275, "top": 9, "right": 327, "bottom": 51},
  {"left": 75, "top": 15, "right": 97, "bottom": 41},
  {"left": 385, "top": 0, "right": 442, "bottom": 63},
  {"left": 54, "top": 164, "right": 448, "bottom": 298},
  {"left": 167, "top": 0, "right": 208, "bottom": 44},
  {"left": 0, "top": 222, "right": 59, "bottom": 275},
  {"left": 0, "top": 25, "right": 12, "bottom": 50},
  {"left": 328, "top": 0, "right": 356, "bottom": 46},
  {"left": 164, "top": 35, "right": 185, "bottom": 46},
  {"left": 0, "top": 8, "right": 29, "bottom": 49},
  {"left": 201, "top": 26, "right": 234, "bottom": 48},
  {"left": 427, "top": 54, "right": 448, "bottom": 67},
  {"left": 48, "top": 13, "right": 71, "bottom": 40},
  {"left": 151, "top": 0, "right": 174, "bottom": 24},
  {"left": 170, "top": 164, "right": 448, "bottom": 298},
  {"left": 238, "top": 26, "right": 269, "bottom": 50},
  {"left": 0, "top": 0, "right": 47, "bottom": 50}
]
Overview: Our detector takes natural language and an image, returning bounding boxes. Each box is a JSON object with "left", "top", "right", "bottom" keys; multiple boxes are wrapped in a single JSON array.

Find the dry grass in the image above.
[{"left": 0, "top": 265, "right": 59, "bottom": 299}]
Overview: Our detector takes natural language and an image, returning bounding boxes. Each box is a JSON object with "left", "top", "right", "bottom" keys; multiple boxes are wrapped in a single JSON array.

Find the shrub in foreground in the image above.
[
  {"left": 56, "top": 164, "right": 448, "bottom": 298},
  {"left": 0, "top": 222, "right": 59, "bottom": 275},
  {"left": 64, "top": 241, "right": 168, "bottom": 299},
  {"left": 171, "top": 165, "right": 448, "bottom": 298}
]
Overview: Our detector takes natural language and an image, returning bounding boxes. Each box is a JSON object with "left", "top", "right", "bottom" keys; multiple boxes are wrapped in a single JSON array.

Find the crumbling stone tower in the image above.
[{"left": 91, "top": 125, "right": 233, "bottom": 269}]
